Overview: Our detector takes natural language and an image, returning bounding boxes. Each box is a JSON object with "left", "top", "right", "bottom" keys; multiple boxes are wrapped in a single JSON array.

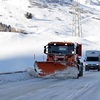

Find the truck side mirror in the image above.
[
  {"left": 44, "top": 46, "right": 46, "bottom": 54},
  {"left": 76, "top": 46, "right": 78, "bottom": 54},
  {"left": 44, "top": 46, "right": 48, "bottom": 54}
]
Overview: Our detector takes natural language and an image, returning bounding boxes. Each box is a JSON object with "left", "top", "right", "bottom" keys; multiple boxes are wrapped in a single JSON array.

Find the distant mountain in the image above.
[
  {"left": 29, "top": 0, "right": 73, "bottom": 4},
  {"left": 0, "top": 0, "right": 100, "bottom": 35},
  {"left": 29, "top": 0, "right": 100, "bottom": 5}
]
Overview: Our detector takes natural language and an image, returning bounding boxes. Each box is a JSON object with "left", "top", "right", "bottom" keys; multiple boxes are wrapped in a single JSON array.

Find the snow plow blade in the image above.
[
  {"left": 34, "top": 61, "right": 68, "bottom": 76},
  {"left": 33, "top": 61, "right": 79, "bottom": 79}
]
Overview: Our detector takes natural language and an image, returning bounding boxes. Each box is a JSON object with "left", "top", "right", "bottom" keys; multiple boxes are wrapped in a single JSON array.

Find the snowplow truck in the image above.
[{"left": 34, "top": 42, "right": 83, "bottom": 78}]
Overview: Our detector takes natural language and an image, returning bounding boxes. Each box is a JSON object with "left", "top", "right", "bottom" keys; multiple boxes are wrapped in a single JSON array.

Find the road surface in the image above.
[{"left": 0, "top": 70, "right": 100, "bottom": 100}]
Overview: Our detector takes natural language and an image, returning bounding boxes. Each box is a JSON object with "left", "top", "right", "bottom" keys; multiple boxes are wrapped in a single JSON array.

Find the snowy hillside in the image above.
[{"left": 0, "top": 0, "right": 100, "bottom": 73}]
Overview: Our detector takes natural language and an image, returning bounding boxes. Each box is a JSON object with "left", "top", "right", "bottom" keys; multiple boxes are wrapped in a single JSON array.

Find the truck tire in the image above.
[
  {"left": 98, "top": 67, "right": 100, "bottom": 71},
  {"left": 78, "top": 63, "right": 83, "bottom": 77},
  {"left": 85, "top": 66, "right": 89, "bottom": 71},
  {"left": 79, "top": 67, "right": 83, "bottom": 77}
]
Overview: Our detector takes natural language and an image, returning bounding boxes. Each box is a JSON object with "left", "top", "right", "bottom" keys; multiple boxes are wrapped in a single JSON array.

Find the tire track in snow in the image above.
[
  {"left": 64, "top": 78, "right": 100, "bottom": 100},
  {"left": 15, "top": 79, "right": 74, "bottom": 100}
]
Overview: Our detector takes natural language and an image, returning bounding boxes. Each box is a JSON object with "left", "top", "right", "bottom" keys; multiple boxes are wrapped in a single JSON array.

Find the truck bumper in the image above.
[{"left": 86, "top": 65, "right": 100, "bottom": 70}]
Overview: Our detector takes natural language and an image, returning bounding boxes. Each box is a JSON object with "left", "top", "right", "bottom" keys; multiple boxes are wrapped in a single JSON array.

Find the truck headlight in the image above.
[
  {"left": 72, "top": 51, "right": 74, "bottom": 54},
  {"left": 86, "top": 63, "right": 88, "bottom": 66},
  {"left": 96, "top": 64, "right": 99, "bottom": 65}
]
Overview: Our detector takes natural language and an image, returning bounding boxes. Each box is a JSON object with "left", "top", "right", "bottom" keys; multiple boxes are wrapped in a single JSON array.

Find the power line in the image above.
[{"left": 72, "top": 0, "right": 82, "bottom": 37}]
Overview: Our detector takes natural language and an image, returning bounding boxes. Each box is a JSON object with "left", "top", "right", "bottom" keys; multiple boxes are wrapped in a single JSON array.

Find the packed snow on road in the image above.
[{"left": 0, "top": 70, "right": 100, "bottom": 100}]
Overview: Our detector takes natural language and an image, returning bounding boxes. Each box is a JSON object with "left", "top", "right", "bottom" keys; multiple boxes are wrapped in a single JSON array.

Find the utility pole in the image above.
[{"left": 72, "top": 0, "right": 82, "bottom": 37}]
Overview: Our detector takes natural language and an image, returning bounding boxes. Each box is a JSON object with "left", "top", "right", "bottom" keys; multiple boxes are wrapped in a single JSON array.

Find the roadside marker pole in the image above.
[{"left": 34, "top": 54, "right": 36, "bottom": 61}]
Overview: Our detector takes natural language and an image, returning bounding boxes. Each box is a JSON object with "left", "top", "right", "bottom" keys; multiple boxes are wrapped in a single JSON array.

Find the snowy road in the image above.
[{"left": 0, "top": 71, "right": 100, "bottom": 100}]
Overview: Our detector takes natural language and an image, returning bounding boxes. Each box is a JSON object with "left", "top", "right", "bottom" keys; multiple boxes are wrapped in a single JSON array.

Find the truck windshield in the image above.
[
  {"left": 86, "top": 57, "right": 99, "bottom": 61},
  {"left": 48, "top": 45, "right": 74, "bottom": 54}
]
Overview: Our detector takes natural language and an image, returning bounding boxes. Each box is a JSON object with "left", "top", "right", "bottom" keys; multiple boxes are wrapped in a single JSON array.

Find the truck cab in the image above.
[{"left": 85, "top": 50, "right": 100, "bottom": 71}]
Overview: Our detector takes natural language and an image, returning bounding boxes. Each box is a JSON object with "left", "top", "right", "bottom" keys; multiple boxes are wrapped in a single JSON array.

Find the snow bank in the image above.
[{"left": 0, "top": 71, "right": 33, "bottom": 85}]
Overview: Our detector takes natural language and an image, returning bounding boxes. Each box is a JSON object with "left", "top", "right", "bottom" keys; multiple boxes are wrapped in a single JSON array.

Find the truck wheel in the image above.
[
  {"left": 78, "top": 66, "right": 83, "bottom": 77},
  {"left": 79, "top": 63, "right": 83, "bottom": 77},
  {"left": 98, "top": 67, "right": 100, "bottom": 71},
  {"left": 85, "top": 66, "right": 89, "bottom": 71}
]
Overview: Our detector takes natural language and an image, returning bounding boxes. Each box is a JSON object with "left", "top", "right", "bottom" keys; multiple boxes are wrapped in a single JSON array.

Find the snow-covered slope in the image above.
[{"left": 0, "top": 0, "right": 100, "bottom": 73}]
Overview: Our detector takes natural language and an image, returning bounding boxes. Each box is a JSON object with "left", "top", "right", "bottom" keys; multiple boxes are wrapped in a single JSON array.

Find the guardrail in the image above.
[{"left": 0, "top": 71, "right": 26, "bottom": 75}]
